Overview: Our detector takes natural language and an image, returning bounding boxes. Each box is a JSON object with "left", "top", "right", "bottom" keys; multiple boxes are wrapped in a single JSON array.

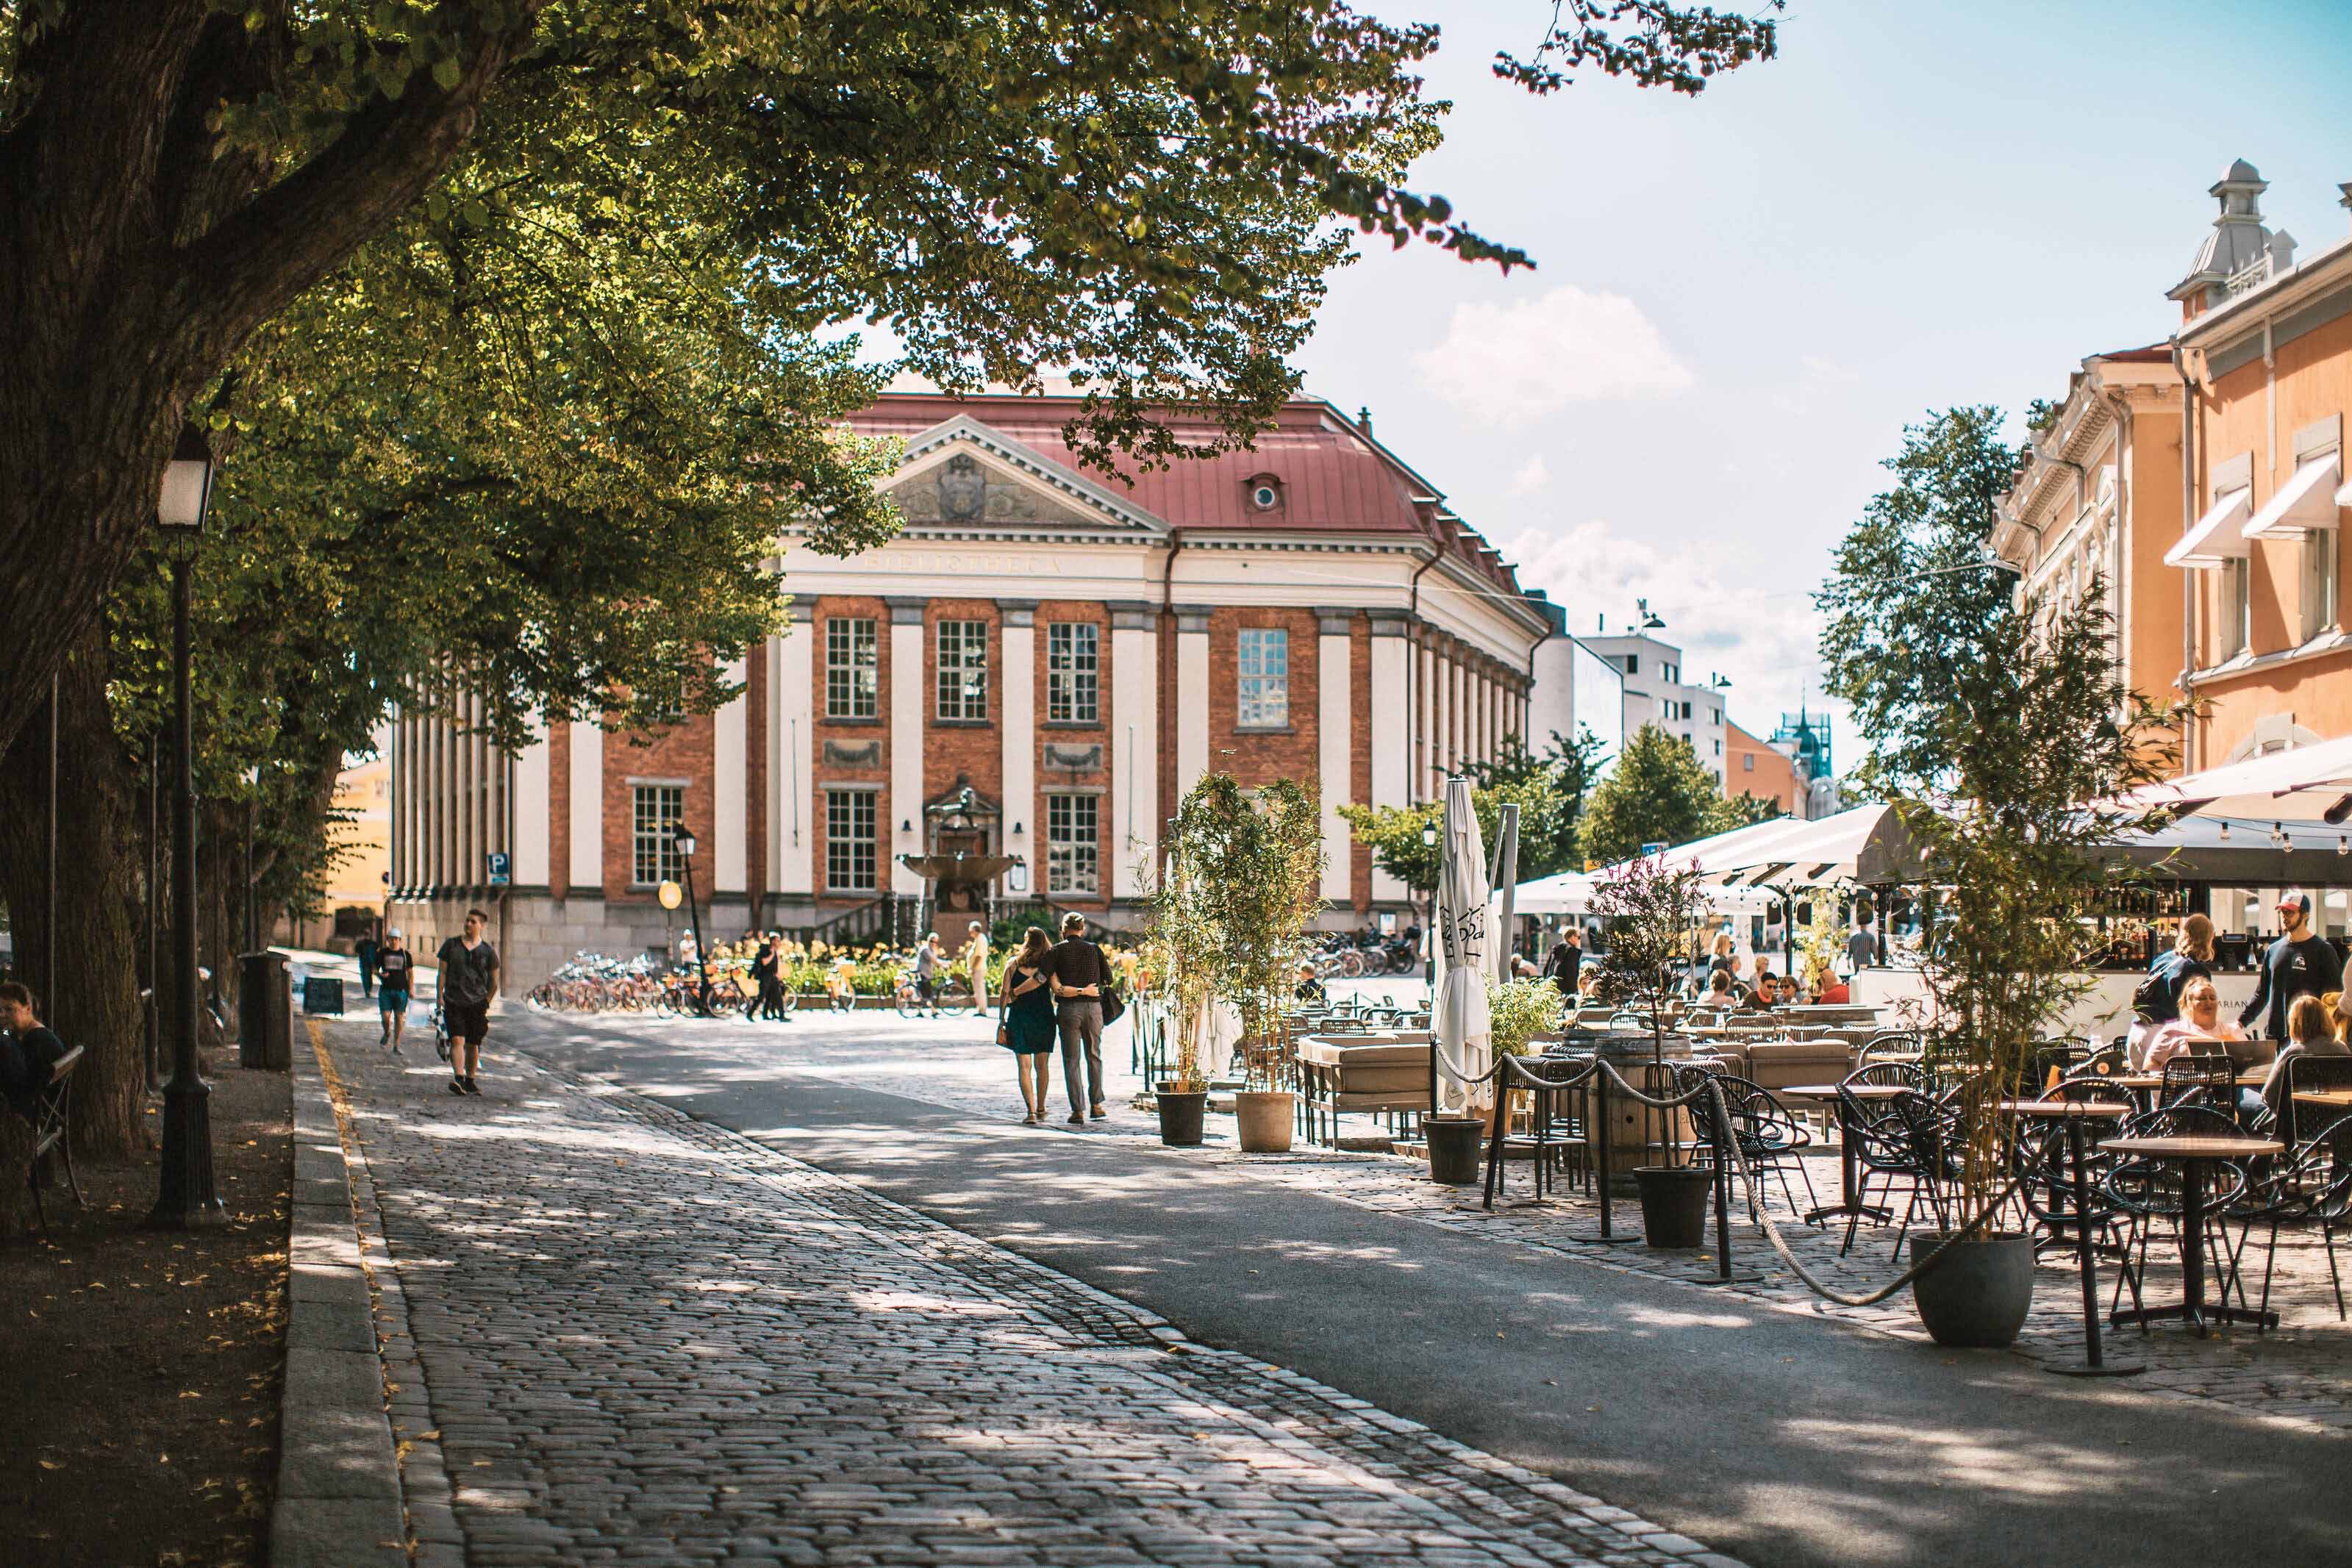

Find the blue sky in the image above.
[{"left": 1293, "top": 0, "right": 2352, "bottom": 761}]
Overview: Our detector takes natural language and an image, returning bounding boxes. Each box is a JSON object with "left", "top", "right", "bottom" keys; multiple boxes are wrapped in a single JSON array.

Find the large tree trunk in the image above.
[{"left": 0, "top": 623, "right": 150, "bottom": 1159}]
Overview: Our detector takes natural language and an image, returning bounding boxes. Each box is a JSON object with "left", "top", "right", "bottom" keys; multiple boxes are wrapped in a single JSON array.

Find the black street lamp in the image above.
[
  {"left": 672, "top": 823, "right": 710, "bottom": 1017},
  {"left": 1420, "top": 819, "right": 1440, "bottom": 987},
  {"left": 150, "top": 424, "right": 224, "bottom": 1230}
]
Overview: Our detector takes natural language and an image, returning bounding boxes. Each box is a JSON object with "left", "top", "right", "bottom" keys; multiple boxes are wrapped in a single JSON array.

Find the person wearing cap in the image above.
[
  {"left": 2240, "top": 891, "right": 2344, "bottom": 1042},
  {"left": 376, "top": 928, "right": 416, "bottom": 1051}
]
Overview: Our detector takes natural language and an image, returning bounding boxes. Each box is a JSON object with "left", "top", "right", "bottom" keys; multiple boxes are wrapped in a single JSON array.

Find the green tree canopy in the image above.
[
  {"left": 1576, "top": 723, "right": 1776, "bottom": 865},
  {"left": 0, "top": 0, "right": 1779, "bottom": 762},
  {"left": 1338, "top": 727, "right": 1603, "bottom": 893}
]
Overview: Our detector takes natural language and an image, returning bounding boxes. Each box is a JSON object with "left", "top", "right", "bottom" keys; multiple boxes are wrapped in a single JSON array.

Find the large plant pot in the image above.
[
  {"left": 1909, "top": 1233, "right": 2035, "bottom": 1348},
  {"left": 1234, "top": 1090, "right": 1295, "bottom": 1153},
  {"left": 1632, "top": 1165, "right": 1713, "bottom": 1248},
  {"left": 1424, "top": 1115, "right": 1487, "bottom": 1185},
  {"left": 1154, "top": 1088, "right": 1207, "bottom": 1147}
]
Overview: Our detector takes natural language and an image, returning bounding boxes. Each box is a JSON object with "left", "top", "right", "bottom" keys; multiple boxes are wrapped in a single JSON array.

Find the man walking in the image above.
[
  {"left": 354, "top": 928, "right": 379, "bottom": 999},
  {"left": 435, "top": 909, "right": 500, "bottom": 1096},
  {"left": 1543, "top": 927, "right": 1583, "bottom": 1001},
  {"left": 963, "top": 921, "right": 990, "bottom": 1010},
  {"left": 376, "top": 928, "right": 416, "bottom": 1052},
  {"left": 2240, "top": 890, "right": 2343, "bottom": 1042},
  {"left": 1046, "top": 912, "right": 1109, "bottom": 1124},
  {"left": 1847, "top": 906, "right": 1882, "bottom": 972}
]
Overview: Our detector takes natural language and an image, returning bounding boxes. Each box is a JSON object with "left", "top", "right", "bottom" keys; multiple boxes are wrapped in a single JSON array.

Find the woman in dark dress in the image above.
[{"left": 1000, "top": 927, "right": 1059, "bottom": 1124}]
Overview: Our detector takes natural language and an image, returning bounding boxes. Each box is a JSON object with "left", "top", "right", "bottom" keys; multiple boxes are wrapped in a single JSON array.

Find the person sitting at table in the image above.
[
  {"left": 2136, "top": 975, "right": 2245, "bottom": 1072},
  {"left": 0, "top": 982, "right": 68, "bottom": 1121},
  {"left": 2251, "top": 993, "right": 2351, "bottom": 1128},
  {"left": 1700, "top": 969, "right": 1737, "bottom": 1009}
]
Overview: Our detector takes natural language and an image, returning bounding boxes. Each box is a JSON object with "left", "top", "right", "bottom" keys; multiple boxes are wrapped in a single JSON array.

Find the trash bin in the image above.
[{"left": 239, "top": 951, "right": 293, "bottom": 1070}]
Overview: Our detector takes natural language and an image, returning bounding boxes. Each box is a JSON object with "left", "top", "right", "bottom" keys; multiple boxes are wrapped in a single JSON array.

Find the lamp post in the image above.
[
  {"left": 150, "top": 424, "right": 225, "bottom": 1229},
  {"left": 673, "top": 824, "right": 710, "bottom": 1017},
  {"left": 242, "top": 763, "right": 260, "bottom": 954},
  {"left": 1421, "top": 819, "right": 1440, "bottom": 987}
]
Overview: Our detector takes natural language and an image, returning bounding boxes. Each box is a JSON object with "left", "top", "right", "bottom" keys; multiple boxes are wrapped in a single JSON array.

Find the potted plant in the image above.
[
  {"left": 1589, "top": 851, "right": 1713, "bottom": 1246},
  {"left": 1143, "top": 831, "right": 1219, "bottom": 1146},
  {"left": 1162, "top": 776, "right": 1325, "bottom": 1153},
  {"left": 1818, "top": 411, "right": 2178, "bottom": 1345}
]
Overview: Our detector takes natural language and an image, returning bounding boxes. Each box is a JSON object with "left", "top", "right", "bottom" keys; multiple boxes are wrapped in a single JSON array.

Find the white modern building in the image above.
[{"left": 1580, "top": 611, "right": 1731, "bottom": 785}]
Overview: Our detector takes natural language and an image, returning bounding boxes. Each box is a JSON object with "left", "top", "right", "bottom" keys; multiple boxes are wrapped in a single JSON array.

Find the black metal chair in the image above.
[
  {"left": 2160, "top": 1053, "right": 2238, "bottom": 1114},
  {"left": 2222, "top": 1135, "right": 2352, "bottom": 1323},
  {"left": 1482, "top": 1056, "right": 1590, "bottom": 1211},
  {"left": 1678, "top": 1067, "right": 1819, "bottom": 1222},
  {"left": 2272, "top": 1054, "right": 2352, "bottom": 1148},
  {"left": 1837, "top": 1062, "right": 1934, "bottom": 1259},
  {"left": 2011, "top": 1078, "right": 2141, "bottom": 1300},
  {"left": 23, "top": 1045, "right": 87, "bottom": 1244}
]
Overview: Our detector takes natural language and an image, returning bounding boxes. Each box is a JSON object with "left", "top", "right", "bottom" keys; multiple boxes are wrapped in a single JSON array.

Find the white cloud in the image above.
[
  {"left": 1503, "top": 520, "right": 1841, "bottom": 752},
  {"left": 1417, "top": 286, "right": 1693, "bottom": 426},
  {"left": 1507, "top": 454, "right": 1551, "bottom": 496}
]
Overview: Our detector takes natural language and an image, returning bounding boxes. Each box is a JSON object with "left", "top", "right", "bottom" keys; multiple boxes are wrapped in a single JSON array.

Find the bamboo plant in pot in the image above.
[
  {"left": 1178, "top": 776, "right": 1326, "bottom": 1153},
  {"left": 1820, "top": 419, "right": 2177, "bottom": 1346},
  {"left": 1589, "top": 851, "right": 1715, "bottom": 1247},
  {"left": 1143, "top": 840, "right": 1214, "bottom": 1148}
]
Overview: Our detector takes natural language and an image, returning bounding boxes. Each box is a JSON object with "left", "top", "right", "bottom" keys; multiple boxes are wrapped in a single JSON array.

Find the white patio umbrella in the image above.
[
  {"left": 1512, "top": 868, "right": 1599, "bottom": 916},
  {"left": 2125, "top": 734, "right": 2352, "bottom": 824},
  {"left": 1432, "top": 778, "right": 1493, "bottom": 1116}
]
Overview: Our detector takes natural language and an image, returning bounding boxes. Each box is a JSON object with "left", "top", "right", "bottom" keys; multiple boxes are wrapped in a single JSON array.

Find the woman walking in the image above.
[{"left": 998, "top": 927, "right": 1059, "bottom": 1124}]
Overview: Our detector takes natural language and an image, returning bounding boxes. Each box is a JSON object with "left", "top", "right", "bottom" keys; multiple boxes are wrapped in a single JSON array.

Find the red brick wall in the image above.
[
  {"left": 548, "top": 720, "right": 571, "bottom": 901},
  {"left": 1349, "top": 616, "right": 1373, "bottom": 912},
  {"left": 602, "top": 713, "right": 715, "bottom": 905},
  {"left": 810, "top": 597, "right": 889, "bottom": 900},
  {"left": 745, "top": 648, "right": 768, "bottom": 914},
  {"left": 1208, "top": 606, "right": 1320, "bottom": 792},
  {"left": 923, "top": 598, "right": 1005, "bottom": 812},
  {"left": 1033, "top": 601, "right": 1111, "bottom": 908}
]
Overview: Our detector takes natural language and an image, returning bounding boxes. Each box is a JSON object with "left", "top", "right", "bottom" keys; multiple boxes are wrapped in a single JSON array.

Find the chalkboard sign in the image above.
[{"left": 302, "top": 976, "right": 346, "bottom": 1016}]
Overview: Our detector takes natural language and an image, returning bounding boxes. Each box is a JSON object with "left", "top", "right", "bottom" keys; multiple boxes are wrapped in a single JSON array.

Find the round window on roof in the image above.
[{"left": 1249, "top": 477, "right": 1282, "bottom": 511}]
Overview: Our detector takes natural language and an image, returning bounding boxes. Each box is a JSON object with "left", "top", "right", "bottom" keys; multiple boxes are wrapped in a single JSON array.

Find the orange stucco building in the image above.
[
  {"left": 1723, "top": 721, "right": 1804, "bottom": 814},
  {"left": 2164, "top": 163, "right": 2352, "bottom": 769}
]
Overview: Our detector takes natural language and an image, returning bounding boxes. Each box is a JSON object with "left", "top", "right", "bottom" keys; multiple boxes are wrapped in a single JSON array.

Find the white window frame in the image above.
[
  {"left": 937, "top": 619, "right": 989, "bottom": 720},
  {"left": 2303, "top": 533, "right": 2340, "bottom": 643},
  {"left": 826, "top": 617, "right": 879, "bottom": 718},
  {"left": 2221, "top": 559, "right": 2251, "bottom": 660},
  {"left": 1046, "top": 793, "right": 1099, "bottom": 895},
  {"left": 825, "top": 788, "right": 878, "bottom": 892},
  {"left": 631, "top": 784, "right": 686, "bottom": 887},
  {"left": 1237, "top": 627, "right": 1290, "bottom": 729},
  {"left": 1047, "top": 621, "right": 1099, "bottom": 723}
]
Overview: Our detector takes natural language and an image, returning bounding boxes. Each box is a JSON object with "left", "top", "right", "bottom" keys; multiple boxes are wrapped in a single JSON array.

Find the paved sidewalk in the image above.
[{"left": 314, "top": 1020, "right": 1744, "bottom": 1567}]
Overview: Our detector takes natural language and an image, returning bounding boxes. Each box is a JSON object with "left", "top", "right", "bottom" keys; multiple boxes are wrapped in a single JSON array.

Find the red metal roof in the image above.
[{"left": 849, "top": 391, "right": 1522, "bottom": 593}]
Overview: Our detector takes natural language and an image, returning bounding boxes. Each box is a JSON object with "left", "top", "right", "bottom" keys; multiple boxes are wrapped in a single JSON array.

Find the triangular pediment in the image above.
[{"left": 884, "top": 417, "right": 1167, "bottom": 535}]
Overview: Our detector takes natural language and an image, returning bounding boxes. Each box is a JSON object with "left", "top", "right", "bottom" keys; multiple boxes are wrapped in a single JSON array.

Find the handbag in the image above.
[{"left": 1093, "top": 941, "right": 1126, "bottom": 1027}]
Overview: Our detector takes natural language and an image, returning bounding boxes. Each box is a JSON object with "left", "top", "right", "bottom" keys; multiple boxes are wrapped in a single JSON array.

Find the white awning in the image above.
[
  {"left": 2165, "top": 487, "right": 2252, "bottom": 568},
  {"left": 2242, "top": 451, "right": 2342, "bottom": 540},
  {"left": 2125, "top": 732, "right": 2352, "bottom": 823}
]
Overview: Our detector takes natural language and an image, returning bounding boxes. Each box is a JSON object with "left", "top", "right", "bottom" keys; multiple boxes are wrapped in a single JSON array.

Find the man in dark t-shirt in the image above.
[
  {"left": 2241, "top": 892, "right": 2344, "bottom": 1042},
  {"left": 1045, "top": 914, "right": 1109, "bottom": 1124},
  {"left": 435, "top": 909, "right": 501, "bottom": 1097},
  {"left": 1543, "top": 929, "right": 1584, "bottom": 1000}
]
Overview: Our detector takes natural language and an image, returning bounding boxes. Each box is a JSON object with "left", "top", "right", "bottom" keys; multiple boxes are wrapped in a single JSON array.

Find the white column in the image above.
[
  {"left": 1176, "top": 607, "right": 1209, "bottom": 802},
  {"left": 1111, "top": 606, "right": 1159, "bottom": 899},
  {"left": 1370, "top": 616, "right": 1411, "bottom": 904},
  {"left": 773, "top": 626, "right": 812, "bottom": 897},
  {"left": 1433, "top": 646, "right": 1453, "bottom": 782},
  {"left": 887, "top": 599, "right": 926, "bottom": 895},
  {"left": 713, "top": 654, "right": 748, "bottom": 894},
  {"left": 1416, "top": 639, "right": 1434, "bottom": 801},
  {"left": 568, "top": 717, "right": 603, "bottom": 895},
  {"left": 999, "top": 603, "right": 1037, "bottom": 889},
  {"left": 513, "top": 717, "right": 551, "bottom": 889},
  {"left": 1316, "top": 611, "right": 1353, "bottom": 906}
]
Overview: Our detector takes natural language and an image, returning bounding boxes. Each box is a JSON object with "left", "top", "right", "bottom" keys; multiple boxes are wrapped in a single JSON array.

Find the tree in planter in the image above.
[
  {"left": 1587, "top": 851, "right": 1711, "bottom": 1156},
  {"left": 1820, "top": 404, "right": 2178, "bottom": 1225},
  {"left": 1160, "top": 776, "right": 1325, "bottom": 1092},
  {"left": 1145, "top": 829, "right": 1219, "bottom": 1097}
]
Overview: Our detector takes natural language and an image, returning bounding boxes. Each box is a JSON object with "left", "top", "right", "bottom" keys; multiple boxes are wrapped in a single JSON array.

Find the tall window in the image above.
[
  {"left": 1622, "top": 654, "right": 1639, "bottom": 676},
  {"left": 2303, "top": 534, "right": 2341, "bottom": 643},
  {"left": 937, "top": 619, "right": 989, "bottom": 720},
  {"left": 1047, "top": 621, "right": 1099, "bottom": 723},
  {"left": 631, "top": 784, "right": 684, "bottom": 887},
  {"left": 826, "top": 790, "right": 877, "bottom": 892},
  {"left": 826, "top": 617, "right": 879, "bottom": 717},
  {"left": 1047, "top": 794, "right": 1099, "bottom": 895},
  {"left": 2221, "top": 560, "right": 2251, "bottom": 660},
  {"left": 1237, "top": 627, "right": 1290, "bottom": 728}
]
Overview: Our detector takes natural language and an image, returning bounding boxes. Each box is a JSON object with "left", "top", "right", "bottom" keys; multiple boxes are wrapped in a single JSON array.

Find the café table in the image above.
[
  {"left": 1779, "top": 1083, "right": 1908, "bottom": 1230},
  {"left": 1999, "top": 1100, "right": 2137, "bottom": 1374},
  {"left": 2101, "top": 1134, "right": 2283, "bottom": 1336},
  {"left": 2293, "top": 1089, "right": 2352, "bottom": 1108}
]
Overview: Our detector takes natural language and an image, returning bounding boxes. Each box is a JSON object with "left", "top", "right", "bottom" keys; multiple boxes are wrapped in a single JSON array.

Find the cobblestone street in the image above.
[
  {"left": 523, "top": 1005, "right": 2352, "bottom": 1438},
  {"left": 315, "top": 1020, "right": 1745, "bottom": 1567}
]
